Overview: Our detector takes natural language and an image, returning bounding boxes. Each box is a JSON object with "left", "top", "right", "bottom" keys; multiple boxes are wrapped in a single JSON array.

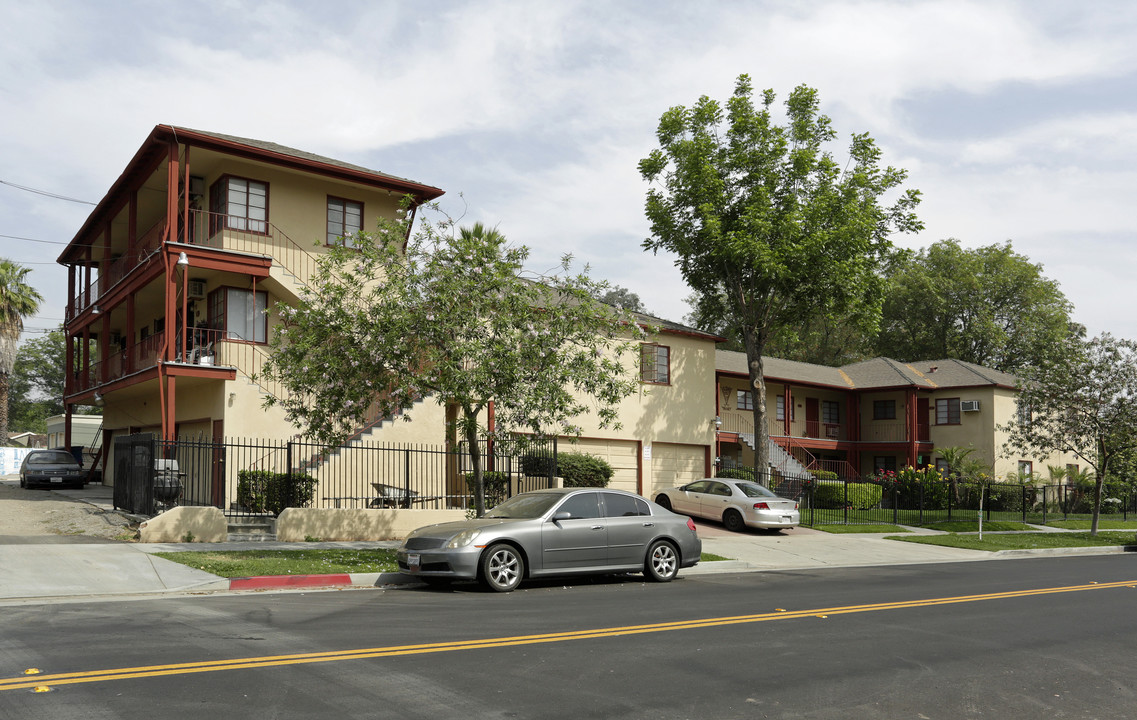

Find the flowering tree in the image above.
[
  {"left": 260, "top": 205, "right": 643, "bottom": 516},
  {"left": 1002, "top": 333, "right": 1137, "bottom": 535}
]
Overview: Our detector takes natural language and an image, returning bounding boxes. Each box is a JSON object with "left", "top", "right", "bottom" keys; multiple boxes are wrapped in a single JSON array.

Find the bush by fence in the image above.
[
  {"left": 236, "top": 470, "right": 318, "bottom": 516},
  {"left": 521, "top": 450, "right": 613, "bottom": 488}
]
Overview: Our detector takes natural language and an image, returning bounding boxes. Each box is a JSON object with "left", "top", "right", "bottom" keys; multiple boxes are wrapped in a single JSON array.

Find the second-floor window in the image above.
[
  {"left": 873, "top": 400, "right": 896, "bottom": 420},
  {"left": 737, "top": 390, "right": 753, "bottom": 411},
  {"left": 327, "top": 197, "right": 363, "bottom": 247},
  {"left": 936, "top": 398, "right": 961, "bottom": 425},
  {"left": 822, "top": 400, "right": 840, "bottom": 425},
  {"left": 209, "top": 288, "right": 268, "bottom": 343},
  {"left": 640, "top": 344, "right": 670, "bottom": 384},
  {"left": 776, "top": 395, "right": 795, "bottom": 422},
  {"left": 1018, "top": 460, "right": 1033, "bottom": 477},
  {"left": 211, "top": 176, "right": 268, "bottom": 233}
]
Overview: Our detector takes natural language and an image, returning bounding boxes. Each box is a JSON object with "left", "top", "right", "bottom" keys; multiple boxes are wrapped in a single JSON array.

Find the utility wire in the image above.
[{"left": 0, "top": 179, "right": 96, "bottom": 205}]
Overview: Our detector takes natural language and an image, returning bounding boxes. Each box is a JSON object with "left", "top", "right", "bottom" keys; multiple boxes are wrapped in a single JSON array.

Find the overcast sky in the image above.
[{"left": 2, "top": 0, "right": 1135, "bottom": 347}]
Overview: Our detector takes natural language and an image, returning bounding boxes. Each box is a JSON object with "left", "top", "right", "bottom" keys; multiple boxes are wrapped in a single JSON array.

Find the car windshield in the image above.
[
  {"left": 484, "top": 493, "right": 563, "bottom": 519},
  {"left": 28, "top": 451, "right": 77, "bottom": 466},
  {"left": 735, "top": 482, "right": 778, "bottom": 499}
]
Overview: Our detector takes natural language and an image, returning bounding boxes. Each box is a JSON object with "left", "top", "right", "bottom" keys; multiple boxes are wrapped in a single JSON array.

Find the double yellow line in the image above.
[{"left": 4, "top": 580, "right": 1133, "bottom": 692}]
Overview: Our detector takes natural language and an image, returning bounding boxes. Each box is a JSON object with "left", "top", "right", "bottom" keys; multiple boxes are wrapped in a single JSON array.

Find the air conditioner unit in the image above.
[
  {"left": 187, "top": 279, "right": 206, "bottom": 299},
  {"left": 961, "top": 400, "right": 981, "bottom": 412}
]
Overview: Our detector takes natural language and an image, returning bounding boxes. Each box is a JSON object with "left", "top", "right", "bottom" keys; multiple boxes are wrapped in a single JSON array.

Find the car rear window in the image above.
[
  {"left": 736, "top": 482, "right": 778, "bottom": 499},
  {"left": 602, "top": 492, "right": 650, "bottom": 517},
  {"left": 27, "top": 451, "right": 78, "bottom": 466}
]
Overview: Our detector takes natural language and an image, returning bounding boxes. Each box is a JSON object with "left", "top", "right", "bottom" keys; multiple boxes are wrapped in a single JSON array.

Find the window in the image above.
[
  {"left": 327, "top": 197, "right": 363, "bottom": 246},
  {"left": 556, "top": 492, "right": 601, "bottom": 520},
  {"left": 935, "top": 458, "right": 951, "bottom": 475},
  {"left": 1017, "top": 398, "right": 1032, "bottom": 428},
  {"left": 640, "top": 344, "right": 670, "bottom": 384},
  {"left": 822, "top": 400, "right": 840, "bottom": 425},
  {"left": 776, "top": 395, "right": 795, "bottom": 422},
  {"left": 602, "top": 492, "right": 649, "bottom": 517},
  {"left": 209, "top": 288, "right": 268, "bottom": 343},
  {"left": 936, "top": 398, "right": 961, "bottom": 425},
  {"left": 737, "top": 390, "right": 753, "bottom": 411},
  {"left": 211, "top": 176, "right": 268, "bottom": 233},
  {"left": 873, "top": 400, "right": 896, "bottom": 420},
  {"left": 874, "top": 456, "right": 897, "bottom": 473},
  {"left": 1018, "top": 461, "right": 1034, "bottom": 477}
]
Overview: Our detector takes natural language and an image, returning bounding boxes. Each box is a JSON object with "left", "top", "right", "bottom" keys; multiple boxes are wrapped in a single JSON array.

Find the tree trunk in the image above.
[
  {"left": 743, "top": 328, "right": 770, "bottom": 474},
  {"left": 0, "top": 373, "right": 9, "bottom": 446},
  {"left": 464, "top": 418, "right": 486, "bottom": 517}
]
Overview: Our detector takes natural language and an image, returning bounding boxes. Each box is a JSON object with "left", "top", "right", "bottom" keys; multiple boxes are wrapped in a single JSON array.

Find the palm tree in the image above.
[{"left": 1, "top": 260, "right": 44, "bottom": 444}]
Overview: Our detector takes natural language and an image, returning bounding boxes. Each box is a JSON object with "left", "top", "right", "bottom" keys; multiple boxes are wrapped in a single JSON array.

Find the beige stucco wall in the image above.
[
  {"left": 276, "top": 507, "right": 465, "bottom": 541},
  {"left": 139, "top": 506, "right": 228, "bottom": 543}
]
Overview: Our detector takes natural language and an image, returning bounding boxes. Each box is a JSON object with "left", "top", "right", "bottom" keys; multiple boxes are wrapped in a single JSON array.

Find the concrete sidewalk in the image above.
[{"left": 0, "top": 481, "right": 1131, "bottom": 603}]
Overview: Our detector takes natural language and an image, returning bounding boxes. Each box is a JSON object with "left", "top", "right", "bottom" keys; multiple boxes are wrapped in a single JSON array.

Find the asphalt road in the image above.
[{"left": 2, "top": 555, "right": 1136, "bottom": 719}]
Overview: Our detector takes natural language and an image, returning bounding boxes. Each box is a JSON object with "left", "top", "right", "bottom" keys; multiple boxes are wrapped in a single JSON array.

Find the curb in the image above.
[{"left": 228, "top": 571, "right": 415, "bottom": 591}]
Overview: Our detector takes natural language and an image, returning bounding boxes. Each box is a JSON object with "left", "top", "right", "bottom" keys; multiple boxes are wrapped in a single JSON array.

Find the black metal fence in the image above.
[
  {"left": 718, "top": 466, "right": 1137, "bottom": 527},
  {"left": 112, "top": 433, "right": 558, "bottom": 517}
]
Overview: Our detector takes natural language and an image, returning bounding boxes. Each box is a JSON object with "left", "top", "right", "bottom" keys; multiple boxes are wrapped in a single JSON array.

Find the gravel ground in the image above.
[{"left": 0, "top": 481, "right": 137, "bottom": 542}]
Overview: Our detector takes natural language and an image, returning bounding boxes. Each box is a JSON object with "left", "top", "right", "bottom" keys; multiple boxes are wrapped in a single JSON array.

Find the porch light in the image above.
[
  {"left": 177, "top": 252, "right": 189, "bottom": 266},
  {"left": 93, "top": 392, "right": 104, "bottom": 406},
  {"left": 91, "top": 305, "right": 101, "bottom": 315},
  {"left": 714, "top": 415, "right": 722, "bottom": 429}
]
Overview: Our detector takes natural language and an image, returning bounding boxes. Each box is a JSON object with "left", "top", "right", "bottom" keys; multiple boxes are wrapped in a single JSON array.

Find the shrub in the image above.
[
  {"left": 811, "top": 480, "right": 883, "bottom": 510},
  {"left": 520, "top": 451, "right": 614, "bottom": 488},
  {"left": 237, "top": 470, "right": 318, "bottom": 517},
  {"left": 465, "top": 471, "right": 510, "bottom": 510},
  {"left": 716, "top": 467, "right": 756, "bottom": 482}
]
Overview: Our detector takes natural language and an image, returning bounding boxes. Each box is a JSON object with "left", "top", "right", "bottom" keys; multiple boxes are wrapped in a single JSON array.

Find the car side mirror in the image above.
[{"left": 552, "top": 511, "right": 572, "bottom": 523}]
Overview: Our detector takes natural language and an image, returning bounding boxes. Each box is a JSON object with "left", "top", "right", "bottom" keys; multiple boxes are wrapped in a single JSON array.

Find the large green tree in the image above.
[
  {"left": 261, "top": 208, "right": 643, "bottom": 516},
  {"left": 7, "top": 329, "right": 65, "bottom": 433},
  {"left": 876, "top": 239, "right": 1072, "bottom": 371},
  {"left": 639, "top": 75, "right": 921, "bottom": 470},
  {"left": 1, "top": 259, "right": 43, "bottom": 444},
  {"left": 1002, "top": 333, "right": 1137, "bottom": 535}
]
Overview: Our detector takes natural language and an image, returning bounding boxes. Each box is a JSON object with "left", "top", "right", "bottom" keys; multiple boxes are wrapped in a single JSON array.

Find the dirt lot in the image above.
[{"left": 0, "top": 481, "right": 137, "bottom": 542}]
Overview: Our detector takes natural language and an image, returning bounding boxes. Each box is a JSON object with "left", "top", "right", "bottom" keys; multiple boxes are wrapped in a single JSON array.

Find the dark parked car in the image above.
[
  {"left": 19, "top": 449, "right": 87, "bottom": 490},
  {"left": 397, "top": 487, "right": 702, "bottom": 592}
]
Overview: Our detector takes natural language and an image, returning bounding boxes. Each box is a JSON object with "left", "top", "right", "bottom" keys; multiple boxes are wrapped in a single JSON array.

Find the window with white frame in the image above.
[
  {"left": 640, "top": 344, "right": 670, "bottom": 384},
  {"left": 775, "top": 395, "right": 795, "bottom": 422},
  {"left": 327, "top": 197, "right": 363, "bottom": 247}
]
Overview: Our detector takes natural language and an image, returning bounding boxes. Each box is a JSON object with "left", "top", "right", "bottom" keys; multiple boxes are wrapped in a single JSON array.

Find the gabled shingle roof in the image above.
[{"left": 716, "top": 350, "right": 1020, "bottom": 390}]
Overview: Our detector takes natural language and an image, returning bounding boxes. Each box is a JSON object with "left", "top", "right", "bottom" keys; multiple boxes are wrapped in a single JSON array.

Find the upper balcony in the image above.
[
  {"left": 718, "top": 410, "right": 930, "bottom": 444},
  {"left": 66, "top": 209, "right": 316, "bottom": 323}
]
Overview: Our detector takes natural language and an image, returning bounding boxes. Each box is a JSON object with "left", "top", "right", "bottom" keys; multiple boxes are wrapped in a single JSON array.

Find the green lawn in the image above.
[
  {"left": 888, "top": 531, "right": 1137, "bottom": 552},
  {"left": 154, "top": 549, "right": 399, "bottom": 577},
  {"left": 813, "top": 524, "right": 910, "bottom": 534},
  {"left": 1041, "top": 518, "right": 1137, "bottom": 530}
]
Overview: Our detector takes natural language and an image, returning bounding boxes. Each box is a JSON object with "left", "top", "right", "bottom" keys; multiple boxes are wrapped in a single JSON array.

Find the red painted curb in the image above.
[{"left": 229, "top": 574, "right": 354, "bottom": 591}]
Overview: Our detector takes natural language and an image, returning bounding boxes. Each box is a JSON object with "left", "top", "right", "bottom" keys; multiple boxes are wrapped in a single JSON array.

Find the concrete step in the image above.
[{"left": 226, "top": 516, "right": 277, "bottom": 542}]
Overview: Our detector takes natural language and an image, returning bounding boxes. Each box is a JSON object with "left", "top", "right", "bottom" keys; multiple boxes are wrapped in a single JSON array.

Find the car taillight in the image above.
[
  {"left": 686, "top": 517, "right": 697, "bottom": 533},
  {"left": 794, "top": 502, "right": 799, "bottom": 510},
  {"left": 754, "top": 502, "right": 770, "bottom": 510}
]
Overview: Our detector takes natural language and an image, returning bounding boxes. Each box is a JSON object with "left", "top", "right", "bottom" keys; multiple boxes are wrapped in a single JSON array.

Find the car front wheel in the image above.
[
  {"left": 480, "top": 543, "right": 524, "bottom": 592},
  {"left": 644, "top": 540, "right": 679, "bottom": 582}
]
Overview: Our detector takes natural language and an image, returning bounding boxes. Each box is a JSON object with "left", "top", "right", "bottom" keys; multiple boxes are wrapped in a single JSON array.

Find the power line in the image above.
[
  {"left": 0, "top": 179, "right": 96, "bottom": 205},
  {"left": 1, "top": 232, "right": 69, "bottom": 246}
]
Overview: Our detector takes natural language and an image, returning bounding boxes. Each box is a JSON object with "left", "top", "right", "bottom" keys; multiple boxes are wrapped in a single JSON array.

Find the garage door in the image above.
[
  {"left": 650, "top": 443, "right": 707, "bottom": 499},
  {"left": 568, "top": 438, "right": 639, "bottom": 494}
]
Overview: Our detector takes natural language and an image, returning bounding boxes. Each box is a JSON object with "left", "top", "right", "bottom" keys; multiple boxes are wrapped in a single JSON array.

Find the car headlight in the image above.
[{"left": 445, "top": 529, "right": 481, "bottom": 549}]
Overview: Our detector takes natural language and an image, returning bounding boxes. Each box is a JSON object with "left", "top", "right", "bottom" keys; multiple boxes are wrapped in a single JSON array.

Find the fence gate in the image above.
[{"left": 113, "top": 433, "right": 155, "bottom": 515}]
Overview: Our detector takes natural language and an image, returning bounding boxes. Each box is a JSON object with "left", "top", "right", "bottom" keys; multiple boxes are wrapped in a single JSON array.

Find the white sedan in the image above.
[{"left": 655, "top": 478, "right": 800, "bottom": 532}]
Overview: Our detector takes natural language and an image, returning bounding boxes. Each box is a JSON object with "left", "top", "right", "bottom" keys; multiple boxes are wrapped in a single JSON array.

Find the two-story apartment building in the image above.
[
  {"left": 58, "top": 126, "right": 722, "bottom": 509},
  {"left": 715, "top": 351, "right": 1077, "bottom": 481}
]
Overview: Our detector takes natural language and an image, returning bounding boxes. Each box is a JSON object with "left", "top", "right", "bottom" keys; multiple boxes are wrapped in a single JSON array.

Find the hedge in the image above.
[
  {"left": 521, "top": 451, "right": 614, "bottom": 488},
  {"left": 236, "top": 470, "right": 318, "bottom": 517},
  {"left": 811, "top": 481, "right": 883, "bottom": 510}
]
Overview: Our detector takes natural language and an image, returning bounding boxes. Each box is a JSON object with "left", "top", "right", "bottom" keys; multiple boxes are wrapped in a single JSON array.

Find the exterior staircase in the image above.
[
  {"left": 737, "top": 433, "right": 814, "bottom": 477},
  {"left": 226, "top": 515, "right": 277, "bottom": 542}
]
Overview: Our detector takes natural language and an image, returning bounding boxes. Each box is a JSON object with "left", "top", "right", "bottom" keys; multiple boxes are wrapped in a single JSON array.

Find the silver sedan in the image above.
[
  {"left": 396, "top": 487, "right": 702, "bottom": 592},
  {"left": 655, "top": 478, "right": 800, "bottom": 532}
]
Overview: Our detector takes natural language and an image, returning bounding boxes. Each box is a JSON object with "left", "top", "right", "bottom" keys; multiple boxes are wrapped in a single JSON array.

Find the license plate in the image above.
[
  {"left": 782, "top": 516, "right": 792, "bottom": 522},
  {"left": 51, "top": 477, "right": 63, "bottom": 483},
  {"left": 407, "top": 554, "right": 421, "bottom": 569}
]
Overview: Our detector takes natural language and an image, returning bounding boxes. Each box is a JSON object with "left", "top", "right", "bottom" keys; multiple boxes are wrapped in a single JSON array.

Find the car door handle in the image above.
[
  {"left": 642, "top": 522, "right": 655, "bottom": 527},
  {"left": 591, "top": 525, "right": 604, "bottom": 531}
]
